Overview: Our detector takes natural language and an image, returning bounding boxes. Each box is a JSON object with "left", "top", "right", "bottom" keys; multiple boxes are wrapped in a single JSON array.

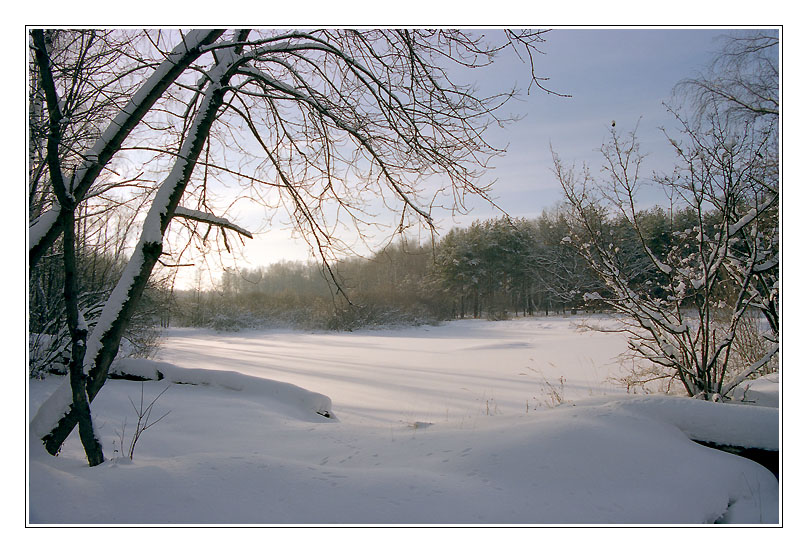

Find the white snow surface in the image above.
[{"left": 28, "top": 317, "right": 780, "bottom": 525}]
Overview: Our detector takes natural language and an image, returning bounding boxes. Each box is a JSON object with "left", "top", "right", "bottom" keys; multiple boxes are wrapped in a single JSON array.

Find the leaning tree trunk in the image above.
[
  {"left": 36, "top": 33, "right": 249, "bottom": 459},
  {"left": 31, "top": 28, "right": 104, "bottom": 463},
  {"left": 29, "top": 31, "right": 226, "bottom": 462}
]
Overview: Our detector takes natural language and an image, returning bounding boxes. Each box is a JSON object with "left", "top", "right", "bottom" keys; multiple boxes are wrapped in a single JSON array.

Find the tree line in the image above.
[{"left": 168, "top": 203, "right": 749, "bottom": 331}]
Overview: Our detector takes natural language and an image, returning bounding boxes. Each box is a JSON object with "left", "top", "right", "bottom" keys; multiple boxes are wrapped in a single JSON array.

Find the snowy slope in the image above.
[{"left": 27, "top": 317, "right": 780, "bottom": 525}]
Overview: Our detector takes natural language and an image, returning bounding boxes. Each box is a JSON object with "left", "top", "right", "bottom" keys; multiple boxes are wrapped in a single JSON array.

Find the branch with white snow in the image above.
[{"left": 174, "top": 206, "right": 253, "bottom": 239}]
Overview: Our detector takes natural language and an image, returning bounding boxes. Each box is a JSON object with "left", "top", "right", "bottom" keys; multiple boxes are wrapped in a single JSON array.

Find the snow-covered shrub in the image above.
[
  {"left": 611, "top": 311, "right": 777, "bottom": 398},
  {"left": 557, "top": 124, "right": 778, "bottom": 400},
  {"left": 28, "top": 279, "right": 163, "bottom": 378},
  {"left": 208, "top": 313, "right": 249, "bottom": 332}
]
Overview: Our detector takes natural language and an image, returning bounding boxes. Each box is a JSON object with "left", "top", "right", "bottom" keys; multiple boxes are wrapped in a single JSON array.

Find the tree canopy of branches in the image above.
[
  {"left": 554, "top": 31, "right": 779, "bottom": 400},
  {"left": 28, "top": 28, "right": 556, "bottom": 465}
]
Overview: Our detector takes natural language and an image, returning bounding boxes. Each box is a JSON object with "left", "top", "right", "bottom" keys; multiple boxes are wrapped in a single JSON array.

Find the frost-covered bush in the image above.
[
  {"left": 208, "top": 313, "right": 250, "bottom": 332},
  {"left": 29, "top": 232, "right": 167, "bottom": 378},
  {"left": 556, "top": 33, "right": 779, "bottom": 401}
]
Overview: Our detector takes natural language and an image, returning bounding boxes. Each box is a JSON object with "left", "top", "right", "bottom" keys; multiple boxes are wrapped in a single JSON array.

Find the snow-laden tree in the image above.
[
  {"left": 28, "top": 31, "right": 167, "bottom": 383},
  {"left": 28, "top": 28, "right": 556, "bottom": 465},
  {"left": 553, "top": 33, "right": 778, "bottom": 399}
]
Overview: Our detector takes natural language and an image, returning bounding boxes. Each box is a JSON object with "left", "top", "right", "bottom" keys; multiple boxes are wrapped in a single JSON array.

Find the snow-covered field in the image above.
[{"left": 27, "top": 316, "right": 780, "bottom": 526}]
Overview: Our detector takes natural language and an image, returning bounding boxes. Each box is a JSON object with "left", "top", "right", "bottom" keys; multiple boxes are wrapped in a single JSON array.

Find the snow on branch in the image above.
[
  {"left": 28, "top": 207, "right": 60, "bottom": 252},
  {"left": 73, "top": 30, "right": 225, "bottom": 198},
  {"left": 728, "top": 195, "right": 777, "bottom": 237},
  {"left": 721, "top": 343, "right": 780, "bottom": 395},
  {"left": 174, "top": 206, "right": 253, "bottom": 239}
]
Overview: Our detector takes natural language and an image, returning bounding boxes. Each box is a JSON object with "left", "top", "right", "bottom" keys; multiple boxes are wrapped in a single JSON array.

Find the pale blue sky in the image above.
[{"left": 449, "top": 28, "right": 749, "bottom": 222}]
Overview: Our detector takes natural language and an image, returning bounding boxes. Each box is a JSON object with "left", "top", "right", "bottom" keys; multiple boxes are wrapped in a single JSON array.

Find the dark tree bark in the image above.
[
  {"left": 41, "top": 32, "right": 250, "bottom": 457},
  {"left": 31, "top": 29, "right": 104, "bottom": 462},
  {"left": 62, "top": 208, "right": 104, "bottom": 465}
]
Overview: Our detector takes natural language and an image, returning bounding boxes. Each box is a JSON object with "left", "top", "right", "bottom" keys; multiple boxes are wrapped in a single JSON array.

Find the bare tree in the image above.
[
  {"left": 676, "top": 31, "right": 778, "bottom": 123},
  {"left": 29, "top": 29, "right": 226, "bottom": 266},
  {"left": 554, "top": 31, "right": 778, "bottom": 400},
  {"left": 30, "top": 29, "right": 225, "bottom": 465},
  {"left": 555, "top": 118, "right": 777, "bottom": 400},
  {"left": 28, "top": 31, "right": 167, "bottom": 386},
  {"left": 29, "top": 28, "right": 556, "bottom": 464},
  {"left": 29, "top": 30, "right": 141, "bottom": 221}
]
